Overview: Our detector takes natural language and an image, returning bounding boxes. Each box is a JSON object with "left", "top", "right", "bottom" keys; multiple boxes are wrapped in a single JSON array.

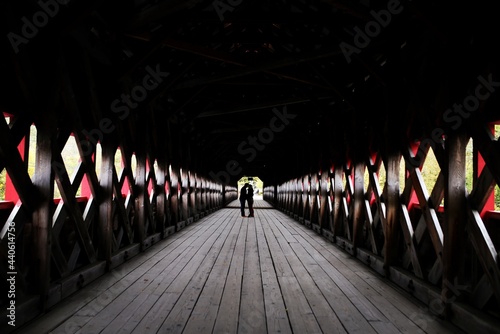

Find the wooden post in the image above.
[
  {"left": 332, "top": 166, "right": 343, "bottom": 237},
  {"left": 156, "top": 157, "right": 167, "bottom": 235},
  {"left": 442, "top": 131, "right": 467, "bottom": 311},
  {"left": 31, "top": 118, "right": 55, "bottom": 309},
  {"left": 293, "top": 179, "right": 299, "bottom": 215},
  {"left": 352, "top": 161, "right": 365, "bottom": 248},
  {"left": 99, "top": 143, "right": 115, "bottom": 266},
  {"left": 135, "top": 149, "right": 147, "bottom": 248},
  {"left": 319, "top": 170, "right": 330, "bottom": 231},
  {"left": 170, "top": 165, "right": 179, "bottom": 225},
  {"left": 384, "top": 153, "right": 401, "bottom": 275},
  {"left": 194, "top": 174, "right": 201, "bottom": 217},
  {"left": 181, "top": 168, "right": 189, "bottom": 221},
  {"left": 302, "top": 175, "right": 309, "bottom": 221},
  {"left": 309, "top": 172, "right": 318, "bottom": 225}
]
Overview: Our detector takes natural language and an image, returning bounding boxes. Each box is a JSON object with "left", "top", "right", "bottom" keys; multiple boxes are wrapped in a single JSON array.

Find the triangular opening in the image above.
[
  {"left": 77, "top": 172, "right": 91, "bottom": 198},
  {"left": 131, "top": 153, "right": 137, "bottom": 180},
  {"left": 400, "top": 156, "right": 406, "bottom": 194},
  {"left": 115, "top": 147, "right": 124, "bottom": 180},
  {"left": 495, "top": 184, "right": 500, "bottom": 211},
  {"left": 61, "top": 135, "right": 80, "bottom": 181},
  {"left": 378, "top": 161, "right": 386, "bottom": 193},
  {"left": 0, "top": 169, "right": 7, "bottom": 201},
  {"left": 153, "top": 159, "right": 159, "bottom": 179},
  {"left": 148, "top": 177, "right": 154, "bottom": 199},
  {"left": 420, "top": 148, "right": 440, "bottom": 195},
  {"left": 94, "top": 143, "right": 102, "bottom": 181},
  {"left": 28, "top": 124, "right": 37, "bottom": 179},
  {"left": 465, "top": 138, "right": 474, "bottom": 194}
]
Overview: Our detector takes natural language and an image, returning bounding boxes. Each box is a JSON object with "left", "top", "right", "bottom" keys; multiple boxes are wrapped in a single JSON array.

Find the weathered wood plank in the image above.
[
  {"left": 48, "top": 210, "right": 226, "bottom": 334},
  {"left": 146, "top": 211, "right": 233, "bottom": 333},
  {"left": 267, "top": 211, "right": 352, "bottom": 333},
  {"left": 182, "top": 212, "right": 241, "bottom": 334},
  {"left": 237, "top": 215, "right": 267, "bottom": 334},
  {"left": 254, "top": 214, "right": 292, "bottom": 334},
  {"left": 272, "top": 211, "right": 381, "bottom": 333},
  {"left": 290, "top": 214, "right": 461, "bottom": 334},
  {"left": 212, "top": 212, "right": 247, "bottom": 334},
  {"left": 18, "top": 203, "right": 468, "bottom": 334}
]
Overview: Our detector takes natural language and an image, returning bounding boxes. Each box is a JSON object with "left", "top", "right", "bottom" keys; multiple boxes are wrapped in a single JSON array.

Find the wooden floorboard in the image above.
[{"left": 15, "top": 200, "right": 465, "bottom": 334}]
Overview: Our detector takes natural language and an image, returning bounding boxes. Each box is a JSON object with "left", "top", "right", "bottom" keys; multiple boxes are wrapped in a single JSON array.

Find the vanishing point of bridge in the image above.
[{"left": 2, "top": 0, "right": 500, "bottom": 333}]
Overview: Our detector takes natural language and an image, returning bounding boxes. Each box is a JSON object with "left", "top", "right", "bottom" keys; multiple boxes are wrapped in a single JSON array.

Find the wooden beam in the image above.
[
  {"left": 384, "top": 153, "right": 401, "bottom": 274},
  {"left": 442, "top": 132, "right": 468, "bottom": 308},
  {"left": 466, "top": 208, "right": 500, "bottom": 307},
  {"left": 53, "top": 153, "right": 97, "bottom": 264},
  {"left": 317, "top": 0, "right": 372, "bottom": 20},
  {"left": 352, "top": 161, "right": 365, "bottom": 248},
  {"left": 162, "top": 38, "right": 343, "bottom": 90},
  {"left": 135, "top": 148, "right": 147, "bottom": 249},
  {"left": 472, "top": 123, "right": 500, "bottom": 196},
  {"left": 410, "top": 167, "right": 444, "bottom": 259},
  {"left": 31, "top": 118, "right": 54, "bottom": 308},
  {"left": 400, "top": 204, "right": 423, "bottom": 278},
  {"left": 98, "top": 144, "right": 115, "bottom": 266},
  {"left": 0, "top": 116, "right": 39, "bottom": 211},
  {"left": 128, "top": 0, "right": 209, "bottom": 29},
  {"left": 197, "top": 96, "right": 333, "bottom": 118},
  {"left": 111, "top": 166, "right": 134, "bottom": 245},
  {"left": 169, "top": 165, "right": 180, "bottom": 226},
  {"left": 469, "top": 164, "right": 495, "bottom": 212},
  {"left": 319, "top": 171, "right": 330, "bottom": 231}
]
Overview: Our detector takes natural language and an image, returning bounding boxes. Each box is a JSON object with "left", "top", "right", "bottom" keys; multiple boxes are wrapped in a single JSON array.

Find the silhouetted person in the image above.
[
  {"left": 247, "top": 185, "right": 254, "bottom": 217},
  {"left": 239, "top": 183, "right": 248, "bottom": 217}
]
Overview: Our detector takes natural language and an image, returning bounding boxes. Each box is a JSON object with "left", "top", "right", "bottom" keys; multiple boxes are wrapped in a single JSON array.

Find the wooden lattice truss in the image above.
[{"left": 272, "top": 122, "right": 500, "bottom": 322}]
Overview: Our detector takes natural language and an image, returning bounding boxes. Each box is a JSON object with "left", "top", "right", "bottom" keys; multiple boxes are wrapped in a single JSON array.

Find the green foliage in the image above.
[
  {"left": 0, "top": 169, "right": 5, "bottom": 200},
  {"left": 420, "top": 149, "right": 440, "bottom": 197},
  {"left": 496, "top": 185, "right": 500, "bottom": 211}
]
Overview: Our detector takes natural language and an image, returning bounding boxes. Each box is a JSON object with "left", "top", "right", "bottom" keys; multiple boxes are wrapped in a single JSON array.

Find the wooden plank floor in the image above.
[{"left": 15, "top": 200, "right": 464, "bottom": 334}]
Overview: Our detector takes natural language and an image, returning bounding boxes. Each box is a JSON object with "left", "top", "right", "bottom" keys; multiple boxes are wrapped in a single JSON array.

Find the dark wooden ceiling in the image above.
[{"left": 2, "top": 0, "right": 499, "bottom": 185}]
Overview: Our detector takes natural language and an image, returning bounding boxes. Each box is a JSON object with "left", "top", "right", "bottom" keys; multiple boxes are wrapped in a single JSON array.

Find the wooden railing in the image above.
[
  {"left": 0, "top": 116, "right": 236, "bottom": 329},
  {"left": 265, "top": 124, "right": 500, "bottom": 332}
]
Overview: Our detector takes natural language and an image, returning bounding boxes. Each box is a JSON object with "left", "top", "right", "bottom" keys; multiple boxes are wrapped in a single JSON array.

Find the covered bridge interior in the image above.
[{"left": 1, "top": 0, "right": 500, "bottom": 332}]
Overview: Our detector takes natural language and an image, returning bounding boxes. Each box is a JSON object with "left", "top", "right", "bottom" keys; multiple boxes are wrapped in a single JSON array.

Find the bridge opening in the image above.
[{"left": 237, "top": 176, "right": 264, "bottom": 200}]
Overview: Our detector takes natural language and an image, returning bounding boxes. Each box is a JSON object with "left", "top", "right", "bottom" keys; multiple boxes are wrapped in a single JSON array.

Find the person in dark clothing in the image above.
[
  {"left": 239, "top": 183, "right": 248, "bottom": 217},
  {"left": 246, "top": 185, "right": 254, "bottom": 217}
]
